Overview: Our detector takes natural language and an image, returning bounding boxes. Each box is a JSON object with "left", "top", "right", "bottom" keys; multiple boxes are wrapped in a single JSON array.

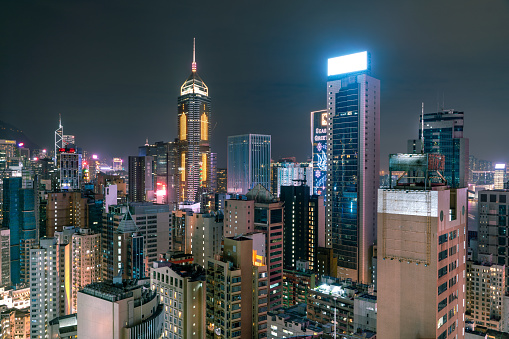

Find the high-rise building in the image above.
[
  {"left": 279, "top": 185, "right": 321, "bottom": 270},
  {"left": 408, "top": 109, "right": 469, "bottom": 188},
  {"left": 177, "top": 39, "right": 211, "bottom": 203},
  {"left": 466, "top": 261, "right": 507, "bottom": 331},
  {"left": 54, "top": 116, "right": 63, "bottom": 163},
  {"left": 478, "top": 189, "right": 509, "bottom": 292},
  {"left": 101, "top": 205, "right": 145, "bottom": 281},
  {"left": 70, "top": 228, "right": 101, "bottom": 313},
  {"left": 311, "top": 109, "right": 328, "bottom": 197},
  {"left": 3, "top": 177, "right": 38, "bottom": 285},
  {"left": 183, "top": 211, "right": 223, "bottom": 267},
  {"left": 326, "top": 51, "right": 380, "bottom": 283},
  {"left": 77, "top": 279, "right": 164, "bottom": 339},
  {"left": 112, "top": 157, "right": 123, "bottom": 171},
  {"left": 0, "top": 229, "right": 10, "bottom": 287},
  {"left": 216, "top": 168, "right": 227, "bottom": 193},
  {"left": 62, "top": 135, "right": 75, "bottom": 147},
  {"left": 138, "top": 140, "right": 179, "bottom": 207},
  {"left": 377, "top": 154, "right": 466, "bottom": 339},
  {"left": 227, "top": 134, "right": 271, "bottom": 195},
  {"left": 210, "top": 152, "right": 217, "bottom": 192},
  {"left": 56, "top": 146, "right": 81, "bottom": 190},
  {"left": 494, "top": 164, "right": 506, "bottom": 189},
  {"left": 30, "top": 237, "right": 72, "bottom": 339},
  {"left": 469, "top": 155, "right": 493, "bottom": 185},
  {"left": 150, "top": 261, "right": 205, "bottom": 338},
  {"left": 129, "top": 202, "right": 171, "bottom": 264},
  {"left": 206, "top": 236, "right": 268, "bottom": 339},
  {"left": 270, "top": 162, "right": 312, "bottom": 197},
  {"left": 46, "top": 191, "right": 88, "bottom": 237},
  {"left": 0, "top": 139, "right": 16, "bottom": 172},
  {"left": 224, "top": 185, "right": 284, "bottom": 311},
  {"left": 128, "top": 155, "right": 154, "bottom": 202}
]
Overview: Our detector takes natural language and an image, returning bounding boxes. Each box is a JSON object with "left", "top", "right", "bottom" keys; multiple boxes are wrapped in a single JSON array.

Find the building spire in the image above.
[{"left": 192, "top": 37, "right": 197, "bottom": 73}]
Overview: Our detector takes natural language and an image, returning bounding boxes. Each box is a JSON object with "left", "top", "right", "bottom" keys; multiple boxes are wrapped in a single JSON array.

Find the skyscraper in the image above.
[
  {"left": 128, "top": 155, "right": 154, "bottom": 202},
  {"left": 138, "top": 140, "right": 179, "bottom": 207},
  {"left": 56, "top": 146, "right": 81, "bottom": 190},
  {"left": 409, "top": 109, "right": 469, "bottom": 188},
  {"left": 30, "top": 237, "right": 72, "bottom": 339},
  {"left": 227, "top": 134, "right": 271, "bottom": 195},
  {"left": 3, "top": 177, "right": 38, "bottom": 285},
  {"left": 280, "top": 185, "right": 321, "bottom": 270},
  {"left": 177, "top": 39, "right": 211, "bottom": 203},
  {"left": 326, "top": 51, "right": 380, "bottom": 283}
]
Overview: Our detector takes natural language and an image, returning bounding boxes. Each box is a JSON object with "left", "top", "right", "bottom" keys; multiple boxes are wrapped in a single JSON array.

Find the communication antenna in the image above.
[
  {"left": 192, "top": 37, "right": 197, "bottom": 72},
  {"left": 421, "top": 102, "right": 424, "bottom": 154}
]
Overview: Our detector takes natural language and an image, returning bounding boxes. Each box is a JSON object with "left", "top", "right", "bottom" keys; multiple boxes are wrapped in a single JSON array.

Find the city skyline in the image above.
[{"left": 1, "top": 1, "right": 508, "bottom": 170}]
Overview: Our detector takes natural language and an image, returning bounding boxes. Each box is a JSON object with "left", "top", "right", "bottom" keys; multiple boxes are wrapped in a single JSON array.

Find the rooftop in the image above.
[
  {"left": 152, "top": 262, "right": 205, "bottom": 282},
  {"left": 268, "top": 304, "right": 323, "bottom": 333},
  {"left": 80, "top": 279, "right": 150, "bottom": 302}
]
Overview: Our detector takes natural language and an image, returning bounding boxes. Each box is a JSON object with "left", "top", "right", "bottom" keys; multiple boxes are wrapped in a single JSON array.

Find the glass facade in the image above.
[
  {"left": 2, "top": 177, "right": 37, "bottom": 285},
  {"left": 329, "top": 82, "right": 360, "bottom": 270},
  {"left": 326, "top": 54, "right": 380, "bottom": 284},
  {"left": 227, "top": 134, "right": 271, "bottom": 194},
  {"left": 177, "top": 64, "right": 211, "bottom": 203},
  {"left": 419, "top": 110, "right": 467, "bottom": 188}
]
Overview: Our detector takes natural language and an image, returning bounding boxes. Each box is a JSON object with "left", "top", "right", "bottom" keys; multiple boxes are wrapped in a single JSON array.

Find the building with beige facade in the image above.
[
  {"left": 466, "top": 261, "right": 507, "bottom": 331},
  {"left": 150, "top": 261, "right": 205, "bottom": 338},
  {"left": 0, "top": 307, "right": 30, "bottom": 339},
  {"left": 70, "top": 228, "right": 101, "bottom": 313},
  {"left": 206, "top": 236, "right": 268, "bottom": 339},
  {"left": 77, "top": 279, "right": 164, "bottom": 339},
  {"left": 377, "top": 153, "right": 467, "bottom": 339}
]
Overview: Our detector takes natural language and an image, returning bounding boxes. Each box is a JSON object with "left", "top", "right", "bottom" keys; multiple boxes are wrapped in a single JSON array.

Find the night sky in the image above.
[{"left": 1, "top": 1, "right": 508, "bottom": 169}]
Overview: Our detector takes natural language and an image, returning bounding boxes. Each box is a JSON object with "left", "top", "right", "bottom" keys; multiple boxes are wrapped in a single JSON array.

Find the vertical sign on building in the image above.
[{"left": 311, "top": 110, "right": 327, "bottom": 196}]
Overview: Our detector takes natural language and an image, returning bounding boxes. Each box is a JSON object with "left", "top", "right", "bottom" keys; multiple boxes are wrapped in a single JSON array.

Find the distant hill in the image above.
[{"left": 0, "top": 120, "right": 40, "bottom": 150}]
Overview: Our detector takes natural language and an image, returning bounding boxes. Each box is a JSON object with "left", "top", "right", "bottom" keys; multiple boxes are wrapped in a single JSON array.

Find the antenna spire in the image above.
[
  {"left": 421, "top": 102, "right": 425, "bottom": 154},
  {"left": 192, "top": 38, "right": 197, "bottom": 72},
  {"left": 59, "top": 113, "right": 62, "bottom": 128}
]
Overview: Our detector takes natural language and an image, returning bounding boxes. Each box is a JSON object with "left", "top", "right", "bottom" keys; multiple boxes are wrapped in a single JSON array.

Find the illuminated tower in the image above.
[
  {"left": 177, "top": 38, "right": 211, "bottom": 203},
  {"left": 326, "top": 51, "right": 380, "bottom": 284},
  {"left": 54, "top": 114, "right": 63, "bottom": 162}
]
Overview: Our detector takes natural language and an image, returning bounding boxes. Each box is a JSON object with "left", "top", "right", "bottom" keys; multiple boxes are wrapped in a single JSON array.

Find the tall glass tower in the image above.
[
  {"left": 227, "top": 134, "right": 271, "bottom": 195},
  {"left": 408, "top": 110, "right": 469, "bottom": 188},
  {"left": 326, "top": 52, "right": 380, "bottom": 284},
  {"left": 3, "top": 177, "right": 38, "bottom": 285},
  {"left": 177, "top": 39, "right": 211, "bottom": 203}
]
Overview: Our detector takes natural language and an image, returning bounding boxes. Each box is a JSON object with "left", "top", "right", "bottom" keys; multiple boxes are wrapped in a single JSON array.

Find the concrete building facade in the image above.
[{"left": 150, "top": 262, "right": 205, "bottom": 338}]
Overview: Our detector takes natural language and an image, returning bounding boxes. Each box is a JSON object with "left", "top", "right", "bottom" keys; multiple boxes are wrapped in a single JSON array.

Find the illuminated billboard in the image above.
[
  {"left": 328, "top": 51, "right": 368, "bottom": 77},
  {"left": 311, "top": 110, "right": 327, "bottom": 196}
]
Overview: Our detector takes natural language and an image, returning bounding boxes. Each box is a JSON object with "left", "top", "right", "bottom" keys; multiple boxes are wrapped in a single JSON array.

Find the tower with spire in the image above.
[{"left": 177, "top": 38, "right": 211, "bottom": 203}]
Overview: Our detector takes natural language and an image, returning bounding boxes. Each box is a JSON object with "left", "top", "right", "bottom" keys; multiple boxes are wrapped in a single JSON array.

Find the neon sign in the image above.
[{"left": 311, "top": 110, "right": 327, "bottom": 196}]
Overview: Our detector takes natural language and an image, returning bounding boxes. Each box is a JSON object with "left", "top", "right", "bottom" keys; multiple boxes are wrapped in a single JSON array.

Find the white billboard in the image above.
[{"left": 328, "top": 51, "right": 368, "bottom": 76}]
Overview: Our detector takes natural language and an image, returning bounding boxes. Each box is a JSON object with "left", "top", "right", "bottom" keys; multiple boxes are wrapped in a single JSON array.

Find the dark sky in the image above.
[{"left": 1, "top": 1, "right": 508, "bottom": 170}]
